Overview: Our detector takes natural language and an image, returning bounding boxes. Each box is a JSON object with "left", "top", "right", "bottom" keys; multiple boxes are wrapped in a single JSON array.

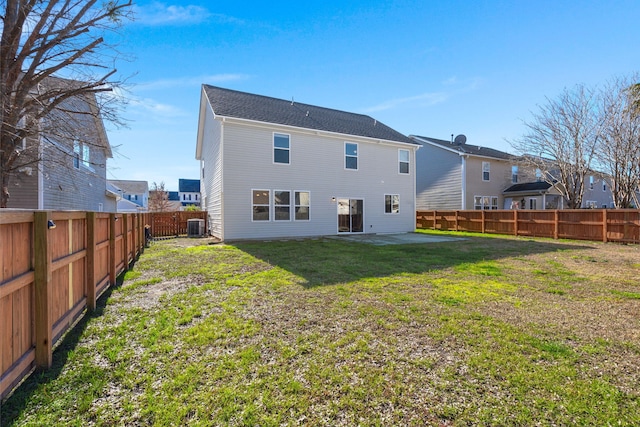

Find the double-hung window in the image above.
[
  {"left": 482, "top": 161, "right": 490, "bottom": 181},
  {"left": 274, "top": 190, "right": 291, "bottom": 221},
  {"left": 73, "top": 141, "right": 81, "bottom": 168},
  {"left": 398, "top": 149, "right": 409, "bottom": 174},
  {"left": 345, "top": 142, "right": 358, "bottom": 170},
  {"left": 73, "top": 140, "right": 91, "bottom": 169},
  {"left": 252, "top": 190, "right": 270, "bottom": 221},
  {"left": 511, "top": 165, "right": 518, "bottom": 183},
  {"left": 274, "top": 133, "right": 290, "bottom": 164},
  {"left": 385, "top": 194, "right": 400, "bottom": 214},
  {"left": 295, "top": 191, "right": 310, "bottom": 220}
]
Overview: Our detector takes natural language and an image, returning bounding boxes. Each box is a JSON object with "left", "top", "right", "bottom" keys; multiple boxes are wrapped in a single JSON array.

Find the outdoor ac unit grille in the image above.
[{"left": 187, "top": 219, "right": 205, "bottom": 237}]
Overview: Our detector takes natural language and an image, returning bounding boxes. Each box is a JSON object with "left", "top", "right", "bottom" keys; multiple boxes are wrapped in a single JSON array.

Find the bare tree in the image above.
[
  {"left": 0, "top": 0, "right": 133, "bottom": 207},
  {"left": 511, "top": 84, "right": 600, "bottom": 209},
  {"left": 596, "top": 76, "right": 640, "bottom": 208},
  {"left": 148, "top": 181, "right": 172, "bottom": 212}
]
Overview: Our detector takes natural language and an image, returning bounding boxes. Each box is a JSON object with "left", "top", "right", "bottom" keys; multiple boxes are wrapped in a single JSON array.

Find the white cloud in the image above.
[
  {"left": 129, "top": 97, "right": 187, "bottom": 118},
  {"left": 134, "top": 2, "right": 211, "bottom": 25},
  {"left": 363, "top": 77, "right": 484, "bottom": 113},
  {"left": 363, "top": 92, "right": 449, "bottom": 113},
  {"left": 135, "top": 74, "right": 249, "bottom": 91}
]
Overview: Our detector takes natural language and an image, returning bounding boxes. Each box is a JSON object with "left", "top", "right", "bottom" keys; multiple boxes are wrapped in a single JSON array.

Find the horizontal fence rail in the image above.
[
  {"left": 148, "top": 211, "right": 208, "bottom": 238},
  {"left": 417, "top": 209, "right": 640, "bottom": 244},
  {"left": 0, "top": 210, "right": 148, "bottom": 400}
]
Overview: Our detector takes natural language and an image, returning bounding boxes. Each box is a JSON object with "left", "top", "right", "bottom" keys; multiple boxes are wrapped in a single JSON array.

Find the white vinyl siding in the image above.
[{"left": 217, "top": 121, "right": 416, "bottom": 240}]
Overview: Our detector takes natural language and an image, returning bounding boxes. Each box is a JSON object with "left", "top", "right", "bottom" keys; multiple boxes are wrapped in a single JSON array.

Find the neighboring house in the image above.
[
  {"left": 411, "top": 135, "right": 519, "bottom": 210},
  {"left": 5, "top": 86, "right": 116, "bottom": 212},
  {"left": 196, "top": 85, "right": 419, "bottom": 240},
  {"left": 108, "top": 180, "right": 149, "bottom": 211},
  {"left": 167, "top": 191, "right": 183, "bottom": 211},
  {"left": 178, "top": 178, "right": 201, "bottom": 208},
  {"left": 582, "top": 173, "right": 615, "bottom": 209}
]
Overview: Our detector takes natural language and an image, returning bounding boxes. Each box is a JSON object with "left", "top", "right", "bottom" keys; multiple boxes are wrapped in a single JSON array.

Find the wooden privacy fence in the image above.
[
  {"left": 0, "top": 210, "right": 148, "bottom": 400},
  {"left": 149, "top": 211, "right": 207, "bottom": 238},
  {"left": 417, "top": 209, "right": 640, "bottom": 244}
]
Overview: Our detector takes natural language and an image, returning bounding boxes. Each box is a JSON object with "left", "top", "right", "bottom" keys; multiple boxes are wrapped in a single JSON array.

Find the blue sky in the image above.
[{"left": 106, "top": 0, "right": 640, "bottom": 191}]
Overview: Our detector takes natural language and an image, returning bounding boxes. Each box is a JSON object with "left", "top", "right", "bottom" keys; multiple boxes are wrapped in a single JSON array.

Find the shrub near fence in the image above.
[
  {"left": 0, "top": 211, "right": 147, "bottom": 400},
  {"left": 417, "top": 209, "right": 640, "bottom": 244}
]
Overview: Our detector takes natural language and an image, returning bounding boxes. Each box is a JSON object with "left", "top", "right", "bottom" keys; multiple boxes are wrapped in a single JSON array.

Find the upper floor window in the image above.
[
  {"left": 602, "top": 180, "right": 607, "bottom": 192},
  {"left": 511, "top": 165, "right": 518, "bottom": 183},
  {"left": 398, "top": 149, "right": 409, "bottom": 174},
  {"left": 274, "top": 133, "right": 290, "bottom": 164},
  {"left": 345, "top": 142, "right": 358, "bottom": 170},
  {"left": 73, "top": 140, "right": 90, "bottom": 169},
  {"left": 482, "top": 161, "right": 490, "bottom": 181},
  {"left": 73, "top": 141, "right": 80, "bottom": 168},
  {"left": 535, "top": 168, "right": 542, "bottom": 182},
  {"left": 589, "top": 175, "right": 594, "bottom": 190}
]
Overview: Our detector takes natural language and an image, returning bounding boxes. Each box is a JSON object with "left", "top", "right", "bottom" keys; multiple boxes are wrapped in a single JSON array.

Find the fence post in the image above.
[
  {"left": 513, "top": 209, "right": 518, "bottom": 236},
  {"left": 123, "top": 214, "right": 129, "bottom": 270},
  {"left": 554, "top": 210, "right": 559, "bottom": 239},
  {"left": 481, "top": 210, "right": 486, "bottom": 234},
  {"left": 454, "top": 210, "right": 459, "bottom": 232},
  {"left": 602, "top": 209, "right": 608, "bottom": 243},
  {"left": 433, "top": 210, "right": 437, "bottom": 229},
  {"left": 86, "top": 212, "right": 97, "bottom": 311},
  {"left": 109, "top": 214, "right": 116, "bottom": 286},
  {"left": 33, "top": 211, "right": 52, "bottom": 369}
]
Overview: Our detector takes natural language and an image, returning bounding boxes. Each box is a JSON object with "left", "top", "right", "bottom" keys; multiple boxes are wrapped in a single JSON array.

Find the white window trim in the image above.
[
  {"left": 251, "top": 189, "right": 271, "bottom": 222},
  {"left": 344, "top": 142, "right": 358, "bottom": 171},
  {"left": 482, "top": 161, "right": 490, "bottom": 182},
  {"left": 273, "top": 189, "right": 292, "bottom": 221},
  {"left": 294, "top": 190, "right": 311, "bottom": 221},
  {"left": 273, "top": 132, "right": 291, "bottom": 165},
  {"left": 398, "top": 149, "right": 410, "bottom": 175},
  {"left": 384, "top": 194, "right": 400, "bottom": 214}
]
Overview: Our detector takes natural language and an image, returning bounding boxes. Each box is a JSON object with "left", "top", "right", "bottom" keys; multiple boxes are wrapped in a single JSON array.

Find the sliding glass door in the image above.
[{"left": 337, "top": 198, "right": 363, "bottom": 233}]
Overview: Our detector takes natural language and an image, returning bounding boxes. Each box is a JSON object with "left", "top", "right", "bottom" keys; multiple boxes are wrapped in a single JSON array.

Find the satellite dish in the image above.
[{"left": 454, "top": 134, "right": 467, "bottom": 145}]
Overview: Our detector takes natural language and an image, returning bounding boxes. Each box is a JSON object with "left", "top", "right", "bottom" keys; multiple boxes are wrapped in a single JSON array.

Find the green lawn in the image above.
[{"left": 2, "top": 230, "right": 639, "bottom": 426}]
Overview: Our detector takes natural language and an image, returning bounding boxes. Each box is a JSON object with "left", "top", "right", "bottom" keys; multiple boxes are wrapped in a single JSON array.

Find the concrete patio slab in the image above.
[{"left": 326, "top": 232, "right": 464, "bottom": 246}]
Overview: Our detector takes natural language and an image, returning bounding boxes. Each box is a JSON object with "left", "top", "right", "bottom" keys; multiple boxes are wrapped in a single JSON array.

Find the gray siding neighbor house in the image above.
[
  {"left": 411, "top": 135, "right": 517, "bottom": 211},
  {"left": 5, "top": 91, "right": 116, "bottom": 212},
  {"left": 196, "top": 85, "right": 420, "bottom": 241},
  {"left": 108, "top": 180, "right": 149, "bottom": 212}
]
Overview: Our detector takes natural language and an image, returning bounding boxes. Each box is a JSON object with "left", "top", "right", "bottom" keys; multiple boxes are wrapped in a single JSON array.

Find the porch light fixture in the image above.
[
  {"left": 331, "top": 197, "right": 336, "bottom": 202},
  {"left": 47, "top": 219, "right": 56, "bottom": 229}
]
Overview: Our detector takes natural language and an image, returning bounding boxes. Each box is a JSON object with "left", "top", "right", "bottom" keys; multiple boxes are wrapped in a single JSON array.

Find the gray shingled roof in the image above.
[
  {"left": 203, "top": 85, "right": 416, "bottom": 145},
  {"left": 503, "top": 182, "right": 552, "bottom": 193},
  {"left": 108, "top": 180, "right": 149, "bottom": 194},
  {"left": 410, "top": 135, "right": 515, "bottom": 160},
  {"left": 179, "top": 179, "right": 200, "bottom": 193}
]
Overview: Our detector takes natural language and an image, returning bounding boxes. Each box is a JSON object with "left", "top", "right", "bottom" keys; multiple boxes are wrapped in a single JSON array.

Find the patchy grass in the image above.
[{"left": 2, "top": 231, "right": 639, "bottom": 426}]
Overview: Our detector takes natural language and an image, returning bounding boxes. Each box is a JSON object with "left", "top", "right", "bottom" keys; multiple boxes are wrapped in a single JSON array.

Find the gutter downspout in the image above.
[{"left": 460, "top": 155, "right": 467, "bottom": 210}]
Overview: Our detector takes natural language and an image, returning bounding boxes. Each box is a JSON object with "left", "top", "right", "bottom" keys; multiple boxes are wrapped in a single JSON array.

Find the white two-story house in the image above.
[{"left": 196, "top": 85, "right": 419, "bottom": 241}]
